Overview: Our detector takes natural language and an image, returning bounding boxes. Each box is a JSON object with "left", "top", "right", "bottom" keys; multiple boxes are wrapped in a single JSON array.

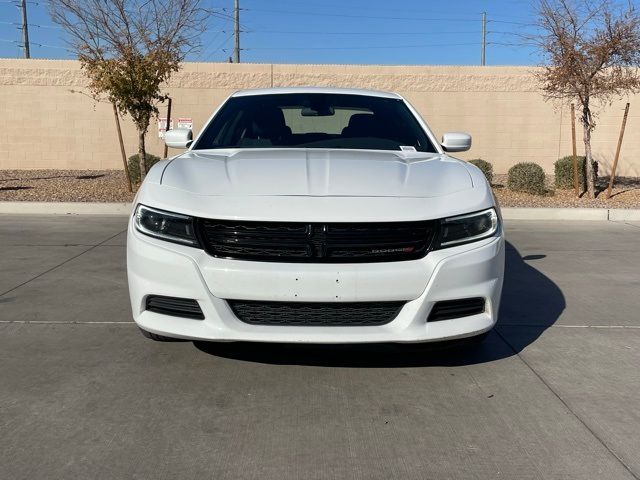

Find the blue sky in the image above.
[{"left": 0, "top": 0, "right": 569, "bottom": 65}]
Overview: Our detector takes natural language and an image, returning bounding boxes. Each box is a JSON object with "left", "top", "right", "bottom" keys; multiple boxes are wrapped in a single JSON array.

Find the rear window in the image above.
[{"left": 193, "top": 93, "right": 436, "bottom": 152}]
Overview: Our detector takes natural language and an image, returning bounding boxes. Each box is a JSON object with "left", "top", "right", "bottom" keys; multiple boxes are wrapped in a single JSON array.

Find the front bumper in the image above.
[{"left": 127, "top": 218, "right": 505, "bottom": 344}]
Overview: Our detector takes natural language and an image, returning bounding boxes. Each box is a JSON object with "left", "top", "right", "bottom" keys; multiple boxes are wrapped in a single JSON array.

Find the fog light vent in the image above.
[
  {"left": 428, "top": 298, "right": 485, "bottom": 322},
  {"left": 145, "top": 295, "right": 204, "bottom": 320}
]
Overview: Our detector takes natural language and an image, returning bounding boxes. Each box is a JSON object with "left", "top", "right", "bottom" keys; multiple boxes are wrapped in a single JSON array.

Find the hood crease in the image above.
[{"left": 161, "top": 149, "right": 473, "bottom": 198}]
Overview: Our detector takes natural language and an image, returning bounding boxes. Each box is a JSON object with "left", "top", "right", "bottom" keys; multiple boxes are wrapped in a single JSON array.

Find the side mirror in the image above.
[
  {"left": 441, "top": 132, "right": 472, "bottom": 152},
  {"left": 164, "top": 128, "right": 193, "bottom": 149}
]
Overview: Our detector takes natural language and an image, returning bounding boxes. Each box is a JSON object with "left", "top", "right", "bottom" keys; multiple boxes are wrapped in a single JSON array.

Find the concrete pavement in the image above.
[{"left": 1, "top": 215, "right": 639, "bottom": 479}]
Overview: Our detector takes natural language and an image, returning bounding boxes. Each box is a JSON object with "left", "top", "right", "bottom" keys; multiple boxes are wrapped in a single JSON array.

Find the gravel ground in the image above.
[
  {"left": 0, "top": 170, "right": 135, "bottom": 203},
  {"left": 492, "top": 174, "right": 640, "bottom": 208},
  {"left": 1, "top": 169, "right": 639, "bottom": 208}
]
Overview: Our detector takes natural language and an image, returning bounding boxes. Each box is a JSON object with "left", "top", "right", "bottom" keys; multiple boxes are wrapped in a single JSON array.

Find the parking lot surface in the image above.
[{"left": 1, "top": 215, "right": 639, "bottom": 480}]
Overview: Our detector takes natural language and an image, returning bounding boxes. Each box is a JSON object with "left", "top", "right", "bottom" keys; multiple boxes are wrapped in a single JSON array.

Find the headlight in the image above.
[
  {"left": 437, "top": 208, "right": 499, "bottom": 248},
  {"left": 134, "top": 204, "right": 199, "bottom": 246}
]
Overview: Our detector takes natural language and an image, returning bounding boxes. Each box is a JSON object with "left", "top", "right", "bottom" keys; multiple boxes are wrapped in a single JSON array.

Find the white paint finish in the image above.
[
  {"left": 441, "top": 132, "right": 472, "bottom": 152},
  {"left": 163, "top": 128, "right": 193, "bottom": 149},
  {"left": 127, "top": 88, "right": 508, "bottom": 343},
  {"left": 160, "top": 149, "right": 473, "bottom": 198},
  {"left": 128, "top": 224, "right": 504, "bottom": 343},
  {"left": 138, "top": 184, "right": 494, "bottom": 222},
  {"left": 197, "top": 251, "right": 431, "bottom": 302}
]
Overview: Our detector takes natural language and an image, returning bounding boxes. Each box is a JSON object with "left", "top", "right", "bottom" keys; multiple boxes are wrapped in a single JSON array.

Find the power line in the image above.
[
  {"left": 487, "top": 19, "right": 535, "bottom": 26},
  {"left": 30, "top": 41, "right": 72, "bottom": 51},
  {"left": 211, "top": 7, "right": 251, "bottom": 31},
  {"left": 244, "top": 43, "right": 481, "bottom": 51},
  {"left": 0, "top": 37, "right": 70, "bottom": 50},
  {"left": 0, "top": 37, "right": 71, "bottom": 50},
  {"left": 244, "top": 7, "right": 485, "bottom": 23},
  {"left": 197, "top": 30, "right": 222, "bottom": 59},
  {"left": 0, "top": 1, "right": 541, "bottom": 63},
  {"left": 489, "top": 30, "right": 537, "bottom": 35},
  {"left": 198, "top": 3, "right": 244, "bottom": 61},
  {"left": 206, "top": 32, "right": 235, "bottom": 61},
  {"left": 30, "top": 23, "right": 61, "bottom": 30},
  {"left": 242, "top": 0, "right": 535, "bottom": 21},
  {"left": 238, "top": 9, "right": 534, "bottom": 65},
  {"left": 489, "top": 41, "right": 538, "bottom": 47},
  {"left": 0, "top": 20, "right": 60, "bottom": 29},
  {"left": 243, "top": 30, "right": 478, "bottom": 36},
  {"left": 244, "top": 0, "right": 482, "bottom": 16}
]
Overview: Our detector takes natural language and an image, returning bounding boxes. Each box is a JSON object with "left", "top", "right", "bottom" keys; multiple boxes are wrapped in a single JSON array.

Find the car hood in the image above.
[{"left": 160, "top": 149, "right": 473, "bottom": 198}]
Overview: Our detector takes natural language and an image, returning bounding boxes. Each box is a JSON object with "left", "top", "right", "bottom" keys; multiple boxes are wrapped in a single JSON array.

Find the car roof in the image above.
[{"left": 230, "top": 87, "right": 403, "bottom": 99}]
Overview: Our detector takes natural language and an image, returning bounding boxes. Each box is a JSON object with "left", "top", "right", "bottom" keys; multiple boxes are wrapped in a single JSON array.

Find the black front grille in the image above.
[
  {"left": 146, "top": 295, "right": 204, "bottom": 320},
  {"left": 228, "top": 300, "right": 405, "bottom": 326},
  {"left": 197, "top": 219, "right": 437, "bottom": 263},
  {"left": 428, "top": 298, "right": 485, "bottom": 322}
]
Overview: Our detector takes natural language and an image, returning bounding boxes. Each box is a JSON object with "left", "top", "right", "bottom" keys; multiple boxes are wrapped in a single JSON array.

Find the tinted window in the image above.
[{"left": 193, "top": 93, "right": 436, "bottom": 152}]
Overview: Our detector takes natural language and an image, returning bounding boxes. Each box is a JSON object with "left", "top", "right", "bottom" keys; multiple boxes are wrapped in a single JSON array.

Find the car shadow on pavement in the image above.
[{"left": 194, "top": 241, "right": 565, "bottom": 367}]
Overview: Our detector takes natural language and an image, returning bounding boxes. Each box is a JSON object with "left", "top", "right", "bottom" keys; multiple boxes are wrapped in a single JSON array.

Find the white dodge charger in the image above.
[{"left": 127, "top": 87, "right": 504, "bottom": 345}]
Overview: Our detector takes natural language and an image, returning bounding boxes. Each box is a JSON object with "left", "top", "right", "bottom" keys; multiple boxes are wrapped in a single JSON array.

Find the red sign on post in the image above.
[
  {"left": 177, "top": 117, "right": 193, "bottom": 130},
  {"left": 157, "top": 118, "right": 174, "bottom": 138}
]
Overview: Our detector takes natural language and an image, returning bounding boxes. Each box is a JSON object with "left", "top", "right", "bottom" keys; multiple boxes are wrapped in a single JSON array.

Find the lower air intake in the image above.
[
  {"left": 228, "top": 300, "right": 405, "bottom": 326},
  {"left": 145, "top": 295, "right": 204, "bottom": 320},
  {"left": 428, "top": 298, "right": 486, "bottom": 322}
]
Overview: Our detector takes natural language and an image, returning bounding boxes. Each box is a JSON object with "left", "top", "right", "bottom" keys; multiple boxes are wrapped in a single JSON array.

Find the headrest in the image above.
[
  {"left": 347, "top": 113, "right": 375, "bottom": 129},
  {"left": 251, "top": 107, "right": 287, "bottom": 138}
]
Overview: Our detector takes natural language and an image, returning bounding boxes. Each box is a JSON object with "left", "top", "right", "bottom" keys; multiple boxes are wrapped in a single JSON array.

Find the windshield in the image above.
[{"left": 192, "top": 93, "right": 437, "bottom": 152}]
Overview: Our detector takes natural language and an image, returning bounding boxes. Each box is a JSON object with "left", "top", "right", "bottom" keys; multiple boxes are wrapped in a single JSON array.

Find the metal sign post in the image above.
[{"left": 163, "top": 97, "right": 172, "bottom": 159}]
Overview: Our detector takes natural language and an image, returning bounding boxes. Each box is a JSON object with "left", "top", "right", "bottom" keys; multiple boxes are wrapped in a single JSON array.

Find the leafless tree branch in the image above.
[
  {"left": 49, "top": 0, "right": 212, "bottom": 182},
  {"left": 534, "top": 0, "right": 640, "bottom": 198}
]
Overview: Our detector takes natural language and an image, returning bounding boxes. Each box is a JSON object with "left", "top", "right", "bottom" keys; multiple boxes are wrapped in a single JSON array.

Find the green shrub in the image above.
[
  {"left": 507, "top": 162, "right": 546, "bottom": 195},
  {"left": 128, "top": 153, "right": 161, "bottom": 184},
  {"left": 468, "top": 159, "right": 493, "bottom": 184},
  {"left": 554, "top": 155, "right": 599, "bottom": 190}
]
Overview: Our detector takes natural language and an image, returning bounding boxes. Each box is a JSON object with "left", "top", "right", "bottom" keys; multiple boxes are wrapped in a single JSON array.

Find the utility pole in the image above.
[
  {"left": 20, "top": 0, "right": 31, "bottom": 59},
  {"left": 481, "top": 12, "right": 486, "bottom": 66},
  {"left": 233, "top": 0, "right": 240, "bottom": 63}
]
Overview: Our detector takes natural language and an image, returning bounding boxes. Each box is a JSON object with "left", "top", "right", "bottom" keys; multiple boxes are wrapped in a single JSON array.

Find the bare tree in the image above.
[
  {"left": 535, "top": 0, "right": 640, "bottom": 198},
  {"left": 50, "top": 0, "right": 209, "bottom": 182}
]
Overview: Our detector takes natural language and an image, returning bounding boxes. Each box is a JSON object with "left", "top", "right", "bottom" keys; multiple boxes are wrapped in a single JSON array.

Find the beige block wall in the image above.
[{"left": 1, "top": 59, "right": 639, "bottom": 175}]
